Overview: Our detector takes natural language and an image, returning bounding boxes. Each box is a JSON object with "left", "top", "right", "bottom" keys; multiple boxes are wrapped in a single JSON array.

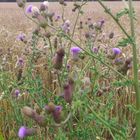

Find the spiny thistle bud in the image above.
[
  {"left": 44, "top": 31, "right": 51, "bottom": 38},
  {"left": 63, "top": 83, "right": 73, "bottom": 104},
  {"left": 109, "top": 32, "right": 114, "bottom": 39},
  {"left": 16, "top": 0, "right": 26, "bottom": 8},
  {"left": 37, "top": 15, "right": 48, "bottom": 28},
  {"left": 33, "top": 26, "right": 40, "bottom": 35},
  {"left": 32, "top": 6, "right": 40, "bottom": 18},
  {"left": 52, "top": 106, "right": 62, "bottom": 123},
  {"left": 54, "top": 37, "right": 58, "bottom": 49},
  {"left": 33, "top": 114, "right": 47, "bottom": 127},
  {"left": 53, "top": 48, "right": 65, "bottom": 70},
  {"left": 21, "top": 106, "right": 36, "bottom": 118},
  {"left": 40, "top": 4, "right": 46, "bottom": 11},
  {"left": 59, "top": 0, "right": 67, "bottom": 6},
  {"left": 118, "top": 57, "right": 132, "bottom": 75},
  {"left": 45, "top": 102, "right": 56, "bottom": 113},
  {"left": 18, "top": 126, "right": 36, "bottom": 139}
]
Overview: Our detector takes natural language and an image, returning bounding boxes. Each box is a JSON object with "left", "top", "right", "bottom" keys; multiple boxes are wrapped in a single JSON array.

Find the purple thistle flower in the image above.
[
  {"left": 26, "top": 5, "right": 33, "bottom": 13},
  {"left": 61, "top": 20, "right": 70, "bottom": 33},
  {"left": 18, "top": 126, "right": 36, "bottom": 139},
  {"left": 52, "top": 105, "right": 62, "bottom": 123},
  {"left": 17, "top": 33, "right": 26, "bottom": 42},
  {"left": 15, "top": 89, "right": 20, "bottom": 97},
  {"left": 70, "top": 46, "right": 81, "bottom": 60},
  {"left": 17, "top": 57, "right": 24, "bottom": 67},
  {"left": 112, "top": 48, "right": 121, "bottom": 55},
  {"left": 55, "top": 105, "right": 62, "bottom": 111},
  {"left": 70, "top": 46, "right": 81, "bottom": 54},
  {"left": 18, "top": 126, "right": 27, "bottom": 139},
  {"left": 55, "top": 15, "right": 61, "bottom": 22},
  {"left": 92, "top": 47, "right": 98, "bottom": 54}
]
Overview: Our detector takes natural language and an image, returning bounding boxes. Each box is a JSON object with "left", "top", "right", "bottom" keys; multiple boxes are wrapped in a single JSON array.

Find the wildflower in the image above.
[
  {"left": 26, "top": 5, "right": 32, "bottom": 13},
  {"left": 21, "top": 106, "right": 36, "bottom": 118},
  {"left": 96, "top": 19, "right": 105, "bottom": 30},
  {"left": 40, "top": 1, "right": 49, "bottom": 12},
  {"left": 55, "top": 15, "right": 61, "bottom": 22},
  {"left": 21, "top": 106, "right": 47, "bottom": 126},
  {"left": 52, "top": 106, "right": 62, "bottom": 123},
  {"left": 16, "top": 0, "right": 26, "bottom": 8},
  {"left": 70, "top": 46, "right": 81, "bottom": 61},
  {"left": 92, "top": 47, "right": 99, "bottom": 54},
  {"left": 63, "top": 83, "right": 73, "bottom": 104},
  {"left": 15, "top": 89, "right": 20, "bottom": 97},
  {"left": 112, "top": 48, "right": 121, "bottom": 55},
  {"left": 45, "top": 102, "right": 56, "bottom": 113},
  {"left": 16, "top": 57, "right": 24, "bottom": 67},
  {"left": 18, "top": 126, "right": 36, "bottom": 139},
  {"left": 32, "top": 6, "right": 40, "bottom": 18},
  {"left": 53, "top": 48, "right": 65, "bottom": 70},
  {"left": 17, "top": 33, "right": 26, "bottom": 43},
  {"left": 61, "top": 20, "right": 70, "bottom": 33},
  {"left": 43, "top": 1, "right": 49, "bottom": 8},
  {"left": 118, "top": 57, "right": 132, "bottom": 75},
  {"left": 109, "top": 32, "right": 114, "bottom": 39}
]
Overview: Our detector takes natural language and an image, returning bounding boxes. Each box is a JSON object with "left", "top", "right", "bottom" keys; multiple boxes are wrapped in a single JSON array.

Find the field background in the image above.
[{"left": 0, "top": 2, "right": 140, "bottom": 53}]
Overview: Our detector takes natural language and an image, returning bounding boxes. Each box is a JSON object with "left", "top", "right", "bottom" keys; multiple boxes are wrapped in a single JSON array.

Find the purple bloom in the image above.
[
  {"left": 112, "top": 48, "right": 121, "bottom": 55},
  {"left": 55, "top": 106, "right": 62, "bottom": 111},
  {"left": 55, "top": 15, "right": 61, "bottom": 22},
  {"left": 17, "top": 57, "right": 24, "bottom": 66},
  {"left": 26, "top": 5, "right": 33, "bottom": 13},
  {"left": 92, "top": 47, "right": 98, "bottom": 54},
  {"left": 18, "top": 126, "right": 27, "bottom": 139},
  {"left": 61, "top": 20, "right": 70, "bottom": 33},
  {"left": 70, "top": 47, "right": 81, "bottom": 61},
  {"left": 15, "top": 89, "right": 20, "bottom": 97},
  {"left": 18, "top": 126, "right": 36, "bottom": 139},
  {"left": 70, "top": 46, "right": 81, "bottom": 54},
  {"left": 17, "top": 33, "right": 26, "bottom": 42}
]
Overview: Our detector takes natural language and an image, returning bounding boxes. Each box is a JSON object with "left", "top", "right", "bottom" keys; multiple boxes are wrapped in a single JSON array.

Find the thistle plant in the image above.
[{"left": 0, "top": 0, "right": 139, "bottom": 139}]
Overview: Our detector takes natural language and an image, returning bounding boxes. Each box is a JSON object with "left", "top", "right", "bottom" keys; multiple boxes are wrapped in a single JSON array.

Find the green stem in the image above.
[
  {"left": 97, "top": 0, "right": 131, "bottom": 41},
  {"left": 128, "top": 0, "right": 140, "bottom": 139}
]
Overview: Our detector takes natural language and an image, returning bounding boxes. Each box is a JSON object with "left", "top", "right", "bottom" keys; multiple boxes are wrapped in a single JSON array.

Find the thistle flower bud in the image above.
[
  {"left": 37, "top": 15, "right": 48, "bottom": 28},
  {"left": 17, "top": 33, "right": 27, "bottom": 43},
  {"left": 18, "top": 126, "right": 36, "bottom": 139},
  {"left": 45, "top": 102, "right": 56, "bottom": 113},
  {"left": 118, "top": 57, "right": 132, "bottom": 75},
  {"left": 44, "top": 32, "right": 51, "bottom": 38},
  {"left": 52, "top": 106, "right": 62, "bottom": 123},
  {"left": 32, "top": 6, "right": 40, "bottom": 18},
  {"left": 21, "top": 106, "right": 36, "bottom": 118},
  {"left": 53, "top": 48, "right": 65, "bottom": 70},
  {"left": 63, "top": 83, "right": 73, "bottom": 104},
  {"left": 40, "top": 4, "right": 46, "bottom": 11},
  {"left": 54, "top": 37, "right": 58, "bottom": 49},
  {"left": 16, "top": 0, "right": 26, "bottom": 8},
  {"left": 109, "top": 32, "right": 114, "bottom": 39},
  {"left": 59, "top": 0, "right": 66, "bottom": 5},
  {"left": 33, "top": 114, "right": 47, "bottom": 127}
]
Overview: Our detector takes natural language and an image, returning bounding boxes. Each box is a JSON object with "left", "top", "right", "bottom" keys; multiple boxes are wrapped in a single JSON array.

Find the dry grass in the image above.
[{"left": 1, "top": 2, "right": 140, "bottom": 54}]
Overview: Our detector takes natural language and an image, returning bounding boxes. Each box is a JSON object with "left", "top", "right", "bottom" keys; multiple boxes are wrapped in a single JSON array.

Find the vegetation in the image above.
[{"left": 0, "top": 0, "right": 140, "bottom": 139}]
